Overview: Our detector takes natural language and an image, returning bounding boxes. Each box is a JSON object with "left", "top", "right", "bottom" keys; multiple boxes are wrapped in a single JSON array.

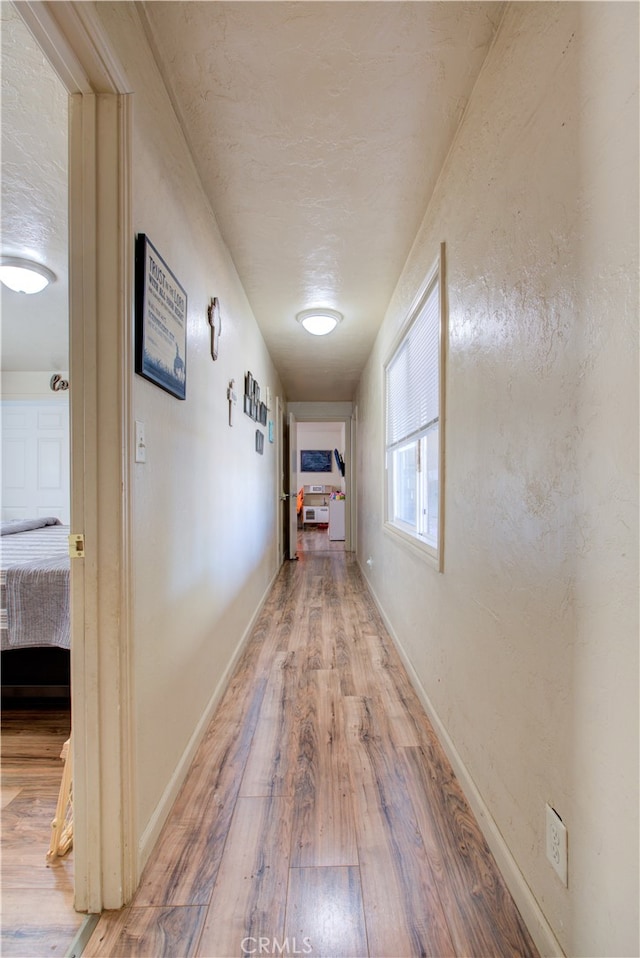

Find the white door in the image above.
[
  {"left": 1, "top": 399, "right": 70, "bottom": 523},
  {"left": 288, "top": 411, "right": 298, "bottom": 559}
]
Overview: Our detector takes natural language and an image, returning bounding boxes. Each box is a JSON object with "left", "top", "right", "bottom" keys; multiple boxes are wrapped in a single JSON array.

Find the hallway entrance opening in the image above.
[{"left": 290, "top": 416, "right": 350, "bottom": 554}]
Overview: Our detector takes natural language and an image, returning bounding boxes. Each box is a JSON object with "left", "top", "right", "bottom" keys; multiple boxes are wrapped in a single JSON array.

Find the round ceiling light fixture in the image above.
[
  {"left": 0, "top": 256, "right": 56, "bottom": 294},
  {"left": 296, "top": 308, "right": 343, "bottom": 337}
]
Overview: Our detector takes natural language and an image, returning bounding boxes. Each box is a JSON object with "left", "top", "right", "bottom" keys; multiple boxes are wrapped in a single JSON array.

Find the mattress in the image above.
[{"left": 1, "top": 518, "right": 71, "bottom": 651}]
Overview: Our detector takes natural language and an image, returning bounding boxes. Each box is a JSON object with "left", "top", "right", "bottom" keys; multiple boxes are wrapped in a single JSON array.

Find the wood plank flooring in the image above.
[
  {"left": 1, "top": 705, "right": 86, "bottom": 957},
  {"left": 297, "top": 527, "right": 345, "bottom": 553},
  {"left": 85, "top": 552, "right": 539, "bottom": 958}
]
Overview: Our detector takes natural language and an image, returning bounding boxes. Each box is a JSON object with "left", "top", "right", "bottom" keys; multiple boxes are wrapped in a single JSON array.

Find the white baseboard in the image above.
[
  {"left": 137, "top": 567, "right": 280, "bottom": 874},
  {"left": 358, "top": 560, "right": 564, "bottom": 958}
]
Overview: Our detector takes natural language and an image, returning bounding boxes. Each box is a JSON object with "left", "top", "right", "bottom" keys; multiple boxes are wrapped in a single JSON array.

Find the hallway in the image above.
[{"left": 85, "top": 552, "right": 537, "bottom": 958}]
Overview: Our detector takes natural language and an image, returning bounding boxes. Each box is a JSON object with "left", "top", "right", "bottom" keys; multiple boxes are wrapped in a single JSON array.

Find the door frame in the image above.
[
  {"left": 275, "top": 396, "right": 287, "bottom": 565},
  {"left": 287, "top": 411, "right": 298, "bottom": 559},
  {"left": 285, "top": 402, "right": 355, "bottom": 552},
  {"left": 18, "top": 1, "right": 135, "bottom": 911}
]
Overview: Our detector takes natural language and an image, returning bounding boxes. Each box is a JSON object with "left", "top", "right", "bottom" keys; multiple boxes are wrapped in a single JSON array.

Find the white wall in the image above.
[
  {"left": 297, "top": 421, "right": 345, "bottom": 492},
  {"left": 1, "top": 371, "right": 69, "bottom": 400},
  {"left": 94, "top": 4, "right": 284, "bottom": 868},
  {"left": 355, "top": 5, "right": 638, "bottom": 957}
]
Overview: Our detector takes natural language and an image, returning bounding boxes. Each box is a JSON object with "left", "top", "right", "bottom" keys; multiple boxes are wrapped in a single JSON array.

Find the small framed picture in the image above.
[
  {"left": 255, "top": 430, "right": 264, "bottom": 454},
  {"left": 244, "top": 395, "right": 252, "bottom": 416}
]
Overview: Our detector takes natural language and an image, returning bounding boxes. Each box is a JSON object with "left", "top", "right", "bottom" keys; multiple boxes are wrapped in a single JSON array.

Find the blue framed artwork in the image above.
[
  {"left": 300, "top": 449, "right": 332, "bottom": 472},
  {"left": 135, "top": 234, "right": 187, "bottom": 400}
]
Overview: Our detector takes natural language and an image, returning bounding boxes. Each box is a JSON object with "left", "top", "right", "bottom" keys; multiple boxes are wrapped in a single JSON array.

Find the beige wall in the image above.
[
  {"left": 0, "top": 371, "right": 69, "bottom": 400},
  {"left": 355, "top": 4, "right": 638, "bottom": 956},
  {"left": 94, "top": 4, "right": 284, "bottom": 866}
]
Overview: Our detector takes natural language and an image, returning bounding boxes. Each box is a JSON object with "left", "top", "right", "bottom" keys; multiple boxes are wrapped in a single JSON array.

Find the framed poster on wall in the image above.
[
  {"left": 135, "top": 234, "right": 188, "bottom": 400},
  {"left": 300, "top": 449, "right": 333, "bottom": 472}
]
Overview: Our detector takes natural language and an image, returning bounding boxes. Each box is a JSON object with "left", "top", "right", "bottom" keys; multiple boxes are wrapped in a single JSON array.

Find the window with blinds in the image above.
[{"left": 384, "top": 246, "right": 445, "bottom": 566}]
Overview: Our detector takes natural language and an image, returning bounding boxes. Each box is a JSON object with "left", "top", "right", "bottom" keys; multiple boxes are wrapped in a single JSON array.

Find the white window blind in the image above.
[{"left": 386, "top": 276, "right": 440, "bottom": 449}]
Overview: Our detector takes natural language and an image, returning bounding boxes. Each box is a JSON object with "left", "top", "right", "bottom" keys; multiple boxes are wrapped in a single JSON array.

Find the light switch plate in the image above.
[{"left": 135, "top": 420, "right": 146, "bottom": 463}]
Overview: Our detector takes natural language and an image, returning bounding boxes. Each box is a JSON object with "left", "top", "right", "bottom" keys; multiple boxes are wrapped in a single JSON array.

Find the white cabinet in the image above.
[
  {"left": 302, "top": 484, "right": 332, "bottom": 526},
  {"left": 329, "top": 499, "right": 345, "bottom": 540},
  {"left": 303, "top": 505, "right": 329, "bottom": 525}
]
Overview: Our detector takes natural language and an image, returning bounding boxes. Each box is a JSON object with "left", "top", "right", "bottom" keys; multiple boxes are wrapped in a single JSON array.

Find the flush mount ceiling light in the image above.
[
  {"left": 296, "top": 308, "right": 343, "bottom": 337},
  {"left": 0, "top": 256, "right": 56, "bottom": 294}
]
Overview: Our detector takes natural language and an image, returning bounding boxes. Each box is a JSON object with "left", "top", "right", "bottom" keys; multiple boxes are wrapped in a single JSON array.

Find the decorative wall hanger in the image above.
[
  {"left": 50, "top": 374, "right": 69, "bottom": 392},
  {"left": 227, "top": 379, "right": 237, "bottom": 426},
  {"left": 208, "top": 297, "right": 222, "bottom": 360}
]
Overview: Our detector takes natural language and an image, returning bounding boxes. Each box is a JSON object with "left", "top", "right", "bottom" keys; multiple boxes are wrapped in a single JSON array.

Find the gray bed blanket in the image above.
[
  {"left": 1, "top": 517, "right": 62, "bottom": 536},
  {"left": 5, "top": 554, "right": 70, "bottom": 650}
]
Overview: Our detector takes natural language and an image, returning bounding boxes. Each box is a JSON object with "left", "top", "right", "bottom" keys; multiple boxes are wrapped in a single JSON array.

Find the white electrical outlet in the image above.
[{"left": 546, "top": 803, "right": 568, "bottom": 886}]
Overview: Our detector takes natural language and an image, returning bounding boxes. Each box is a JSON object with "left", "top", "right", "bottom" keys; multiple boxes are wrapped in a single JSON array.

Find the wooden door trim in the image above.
[
  {"left": 286, "top": 408, "right": 354, "bottom": 553},
  {"left": 18, "top": 1, "right": 135, "bottom": 912}
]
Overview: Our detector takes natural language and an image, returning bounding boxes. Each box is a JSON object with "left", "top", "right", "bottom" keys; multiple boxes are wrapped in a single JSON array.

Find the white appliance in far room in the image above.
[{"left": 329, "top": 499, "right": 345, "bottom": 540}]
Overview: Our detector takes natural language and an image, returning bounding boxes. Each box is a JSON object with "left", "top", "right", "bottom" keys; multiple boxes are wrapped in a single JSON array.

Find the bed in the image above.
[{"left": 1, "top": 517, "right": 71, "bottom": 697}]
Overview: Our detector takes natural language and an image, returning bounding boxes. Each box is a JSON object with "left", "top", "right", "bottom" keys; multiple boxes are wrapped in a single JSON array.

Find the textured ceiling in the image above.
[
  {"left": 0, "top": 1, "right": 69, "bottom": 372},
  {"left": 0, "top": 1, "right": 505, "bottom": 398},
  {"left": 140, "top": 1, "right": 505, "bottom": 401}
]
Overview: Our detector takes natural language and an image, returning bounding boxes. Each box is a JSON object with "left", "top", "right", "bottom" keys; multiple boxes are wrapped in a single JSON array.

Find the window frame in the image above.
[{"left": 383, "top": 243, "right": 446, "bottom": 571}]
